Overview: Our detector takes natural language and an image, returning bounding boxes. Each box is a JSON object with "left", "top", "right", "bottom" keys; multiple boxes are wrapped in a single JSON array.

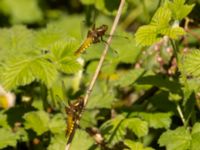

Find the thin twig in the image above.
[
  {"left": 176, "top": 104, "right": 186, "bottom": 125},
  {"left": 65, "top": 0, "right": 126, "bottom": 149}
]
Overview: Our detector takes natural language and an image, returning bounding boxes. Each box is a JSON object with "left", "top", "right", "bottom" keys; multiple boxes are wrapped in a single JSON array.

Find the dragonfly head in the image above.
[{"left": 100, "top": 24, "right": 108, "bottom": 31}]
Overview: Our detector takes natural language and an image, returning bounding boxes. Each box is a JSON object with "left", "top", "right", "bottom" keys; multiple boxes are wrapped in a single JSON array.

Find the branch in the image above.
[{"left": 65, "top": 0, "right": 126, "bottom": 149}]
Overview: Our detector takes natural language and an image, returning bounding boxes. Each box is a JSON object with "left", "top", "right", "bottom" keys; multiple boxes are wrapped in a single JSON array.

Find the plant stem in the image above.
[
  {"left": 176, "top": 104, "right": 186, "bottom": 125},
  {"left": 65, "top": 0, "right": 126, "bottom": 149}
]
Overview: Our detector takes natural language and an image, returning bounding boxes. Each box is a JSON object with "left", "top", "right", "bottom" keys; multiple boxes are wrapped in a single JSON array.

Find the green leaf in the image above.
[
  {"left": 2, "top": 56, "right": 57, "bottom": 90},
  {"left": 160, "top": 27, "right": 185, "bottom": 39},
  {"left": 135, "top": 6, "right": 185, "bottom": 46},
  {"left": 0, "top": 25, "right": 36, "bottom": 62},
  {"left": 180, "top": 50, "right": 200, "bottom": 78},
  {"left": 138, "top": 112, "right": 172, "bottom": 129},
  {"left": 0, "top": 113, "right": 10, "bottom": 129},
  {"left": 48, "top": 134, "right": 66, "bottom": 150},
  {"left": 135, "top": 25, "right": 160, "bottom": 46},
  {"left": 191, "top": 132, "right": 200, "bottom": 150},
  {"left": 100, "top": 115, "right": 126, "bottom": 145},
  {"left": 158, "top": 127, "right": 191, "bottom": 150},
  {"left": 23, "top": 110, "right": 50, "bottom": 135},
  {"left": 0, "top": 0, "right": 43, "bottom": 23},
  {"left": 70, "top": 129, "right": 94, "bottom": 150},
  {"left": 150, "top": 7, "right": 171, "bottom": 27},
  {"left": 192, "top": 122, "right": 200, "bottom": 134},
  {"left": 191, "top": 123, "right": 200, "bottom": 150},
  {"left": 87, "top": 81, "right": 115, "bottom": 109},
  {"left": 110, "top": 32, "right": 140, "bottom": 63},
  {"left": 49, "top": 114, "right": 66, "bottom": 134},
  {"left": 0, "top": 128, "right": 18, "bottom": 149},
  {"left": 48, "top": 40, "right": 82, "bottom": 74},
  {"left": 114, "top": 68, "right": 145, "bottom": 87},
  {"left": 124, "top": 140, "right": 154, "bottom": 150},
  {"left": 123, "top": 118, "right": 148, "bottom": 138},
  {"left": 100, "top": 116, "right": 148, "bottom": 145},
  {"left": 166, "top": 0, "right": 195, "bottom": 20}
]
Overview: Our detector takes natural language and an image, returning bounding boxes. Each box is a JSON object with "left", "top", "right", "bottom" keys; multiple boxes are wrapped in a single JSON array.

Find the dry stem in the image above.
[{"left": 65, "top": 0, "right": 126, "bottom": 149}]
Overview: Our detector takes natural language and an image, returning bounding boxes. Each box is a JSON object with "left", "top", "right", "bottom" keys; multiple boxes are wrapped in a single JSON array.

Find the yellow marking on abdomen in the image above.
[
  {"left": 66, "top": 115, "right": 75, "bottom": 137},
  {"left": 74, "top": 37, "right": 93, "bottom": 56}
]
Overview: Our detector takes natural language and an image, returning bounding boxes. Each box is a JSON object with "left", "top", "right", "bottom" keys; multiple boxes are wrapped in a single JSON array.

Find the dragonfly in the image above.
[
  {"left": 74, "top": 24, "right": 108, "bottom": 56},
  {"left": 65, "top": 97, "right": 84, "bottom": 137}
]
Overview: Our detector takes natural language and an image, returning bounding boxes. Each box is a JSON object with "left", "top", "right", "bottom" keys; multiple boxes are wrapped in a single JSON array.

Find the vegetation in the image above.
[{"left": 0, "top": 0, "right": 199, "bottom": 149}]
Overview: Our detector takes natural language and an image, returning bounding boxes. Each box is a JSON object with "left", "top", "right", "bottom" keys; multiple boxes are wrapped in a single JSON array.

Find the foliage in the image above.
[{"left": 0, "top": 0, "right": 199, "bottom": 150}]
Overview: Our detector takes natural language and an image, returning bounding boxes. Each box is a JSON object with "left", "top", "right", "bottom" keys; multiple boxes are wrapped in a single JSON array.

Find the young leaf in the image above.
[
  {"left": 138, "top": 112, "right": 172, "bottom": 129},
  {"left": 2, "top": 56, "right": 57, "bottom": 90},
  {"left": 158, "top": 127, "right": 191, "bottom": 150},
  {"left": 150, "top": 7, "right": 171, "bottom": 27},
  {"left": 135, "top": 6, "right": 185, "bottom": 46},
  {"left": 0, "top": 128, "right": 18, "bottom": 149},
  {"left": 160, "top": 27, "right": 185, "bottom": 39},
  {"left": 23, "top": 110, "right": 50, "bottom": 135},
  {"left": 166, "top": 0, "right": 195, "bottom": 20},
  {"left": 135, "top": 25, "right": 160, "bottom": 46}
]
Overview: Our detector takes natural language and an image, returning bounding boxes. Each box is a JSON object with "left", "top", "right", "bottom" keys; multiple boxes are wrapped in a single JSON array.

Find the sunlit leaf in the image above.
[
  {"left": 2, "top": 56, "right": 57, "bottom": 90},
  {"left": 49, "top": 114, "right": 66, "bottom": 134},
  {"left": 150, "top": 7, "right": 171, "bottom": 27},
  {"left": 0, "top": 128, "right": 18, "bottom": 149},
  {"left": 135, "top": 25, "right": 160, "bottom": 46},
  {"left": 166, "top": 0, "right": 195, "bottom": 20},
  {"left": 158, "top": 127, "right": 191, "bottom": 150},
  {"left": 23, "top": 111, "right": 50, "bottom": 135},
  {"left": 138, "top": 112, "right": 172, "bottom": 129},
  {"left": 123, "top": 118, "right": 148, "bottom": 138}
]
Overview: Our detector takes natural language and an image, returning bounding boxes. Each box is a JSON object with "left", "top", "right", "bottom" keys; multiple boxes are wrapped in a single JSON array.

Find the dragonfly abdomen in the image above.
[
  {"left": 66, "top": 113, "right": 75, "bottom": 137},
  {"left": 74, "top": 37, "right": 93, "bottom": 56}
]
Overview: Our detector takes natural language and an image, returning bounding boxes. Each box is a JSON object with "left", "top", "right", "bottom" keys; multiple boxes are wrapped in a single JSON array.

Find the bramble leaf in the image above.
[
  {"left": 2, "top": 56, "right": 57, "bottom": 90},
  {"left": 123, "top": 118, "right": 148, "bottom": 138},
  {"left": 166, "top": 0, "right": 195, "bottom": 20},
  {"left": 135, "top": 25, "right": 160, "bottom": 46},
  {"left": 150, "top": 7, "right": 171, "bottom": 27},
  {"left": 100, "top": 115, "right": 126, "bottom": 145},
  {"left": 49, "top": 114, "right": 66, "bottom": 134},
  {"left": 135, "top": 6, "right": 186, "bottom": 46},
  {"left": 23, "top": 111, "right": 50, "bottom": 135},
  {"left": 158, "top": 127, "right": 191, "bottom": 150},
  {"left": 179, "top": 50, "right": 200, "bottom": 78},
  {"left": 0, "top": 128, "right": 18, "bottom": 149},
  {"left": 138, "top": 112, "right": 172, "bottom": 129}
]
